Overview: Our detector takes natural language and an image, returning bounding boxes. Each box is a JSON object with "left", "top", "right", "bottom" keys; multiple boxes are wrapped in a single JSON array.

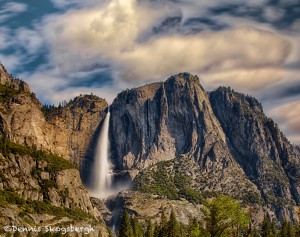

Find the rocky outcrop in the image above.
[
  {"left": 209, "top": 87, "right": 300, "bottom": 220},
  {"left": 107, "top": 191, "right": 204, "bottom": 227},
  {"left": 0, "top": 64, "right": 108, "bottom": 166},
  {"left": 0, "top": 146, "right": 110, "bottom": 236},
  {"left": 2, "top": 61, "right": 300, "bottom": 224},
  {"left": 0, "top": 63, "right": 30, "bottom": 92},
  {"left": 111, "top": 73, "right": 228, "bottom": 169},
  {"left": 110, "top": 74, "right": 257, "bottom": 196},
  {"left": 110, "top": 73, "right": 300, "bottom": 221},
  {"left": 0, "top": 149, "right": 95, "bottom": 215}
]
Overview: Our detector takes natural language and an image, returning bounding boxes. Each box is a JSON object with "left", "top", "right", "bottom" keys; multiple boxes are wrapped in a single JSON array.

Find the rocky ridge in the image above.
[
  {"left": 0, "top": 64, "right": 109, "bottom": 236},
  {"left": 109, "top": 73, "right": 300, "bottom": 222},
  {"left": 0, "top": 63, "right": 108, "bottom": 166},
  {"left": 1, "top": 61, "right": 300, "bottom": 226}
]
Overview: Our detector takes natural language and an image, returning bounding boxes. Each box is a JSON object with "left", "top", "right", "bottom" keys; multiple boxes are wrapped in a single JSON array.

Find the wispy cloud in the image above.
[
  {"left": 268, "top": 98, "right": 300, "bottom": 145},
  {"left": 40, "top": 1, "right": 291, "bottom": 89},
  {"left": 0, "top": 0, "right": 299, "bottom": 144},
  {"left": 0, "top": 2, "right": 27, "bottom": 22}
]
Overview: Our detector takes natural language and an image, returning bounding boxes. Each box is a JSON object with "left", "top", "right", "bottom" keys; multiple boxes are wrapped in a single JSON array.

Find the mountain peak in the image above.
[
  {"left": 166, "top": 72, "right": 200, "bottom": 87},
  {"left": 0, "top": 63, "right": 30, "bottom": 93}
]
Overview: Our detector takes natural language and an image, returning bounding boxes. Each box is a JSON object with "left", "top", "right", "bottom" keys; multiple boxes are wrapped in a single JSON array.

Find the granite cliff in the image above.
[
  {"left": 0, "top": 64, "right": 109, "bottom": 236},
  {"left": 1, "top": 61, "right": 300, "bottom": 229},
  {"left": 0, "top": 63, "right": 107, "bottom": 167},
  {"left": 109, "top": 73, "right": 300, "bottom": 222}
]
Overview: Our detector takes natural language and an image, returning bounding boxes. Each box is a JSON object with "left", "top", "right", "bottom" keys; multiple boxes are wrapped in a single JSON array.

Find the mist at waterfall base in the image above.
[{"left": 87, "top": 110, "right": 128, "bottom": 199}]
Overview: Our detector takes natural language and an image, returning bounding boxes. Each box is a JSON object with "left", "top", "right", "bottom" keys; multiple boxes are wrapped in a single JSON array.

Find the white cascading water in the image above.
[{"left": 89, "top": 108, "right": 113, "bottom": 198}]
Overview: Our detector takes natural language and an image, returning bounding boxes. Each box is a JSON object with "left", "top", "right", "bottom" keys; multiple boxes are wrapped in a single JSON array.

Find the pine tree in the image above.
[
  {"left": 280, "top": 220, "right": 295, "bottom": 237},
  {"left": 251, "top": 229, "right": 261, "bottom": 237},
  {"left": 167, "top": 209, "right": 180, "bottom": 237},
  {"left": 145, "top": 219, "right": 154, "bottom": 237},
  {"left": 107, "top": 227, "right": 113, "bottom": 237},
  {"left": 188, "top": 217, "right": 203, "bottom": 237},
  {"left": 13, "top": 231, "right": 20, "bottom": 237},
  {"left": 153, "top": 221, "right": 160, "bottom": 237},
  {"left": 26, "top": 232, "right": 32, "bottom": 237},
  {"left": 295, "top": 223, "right": 300, "bottom": 237},
  {"left": 260, "top": 216, "right": 272, "bottom": 237},
  {"left": 132, "top": 216, "right": 143, "bottom": 237},
  {"left": 158, "top": 208, "right": 168, "bottom": 237},
  {"left": 118, "top": 210, "right": 133, "bottom": 237}
]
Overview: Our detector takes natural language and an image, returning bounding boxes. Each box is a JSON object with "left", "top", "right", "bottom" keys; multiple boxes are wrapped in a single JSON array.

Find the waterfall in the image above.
[{"left": 89, "top": 108, "right": 112, "bottom": 198}]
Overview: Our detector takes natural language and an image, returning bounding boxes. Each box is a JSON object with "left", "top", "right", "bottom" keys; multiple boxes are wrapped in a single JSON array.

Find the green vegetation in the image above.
[
  {"left": 0, "top": 136, "right": 77, "bottom": 172},
  {"left": 0, "top": 137, "right": 90, "bottom": 223},
  {"left": 0, "top": 189, "right": 93, "bottom": 221},
  {"left": 0, "top": 190, "right": 26, "bottom": 207},
  {"left": 134, "top": 162, "right": 204, "bottom": 204},
  {"left": 0, "top": 83, "right": 20, "bottom": 102},
  {"left": 118, "top": 210, "right": 134, "bottom": 237},
  {"left": 117, "top": 195, "right": 300, "bottom": 237},
  {"left": 202, "top": 195, "right": 250, "bottom": 237}
]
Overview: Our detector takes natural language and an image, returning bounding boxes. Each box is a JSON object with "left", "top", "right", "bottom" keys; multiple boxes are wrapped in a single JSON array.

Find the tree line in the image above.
[{"left": 117, "top": 195, "right": 300, "bottom": 237}]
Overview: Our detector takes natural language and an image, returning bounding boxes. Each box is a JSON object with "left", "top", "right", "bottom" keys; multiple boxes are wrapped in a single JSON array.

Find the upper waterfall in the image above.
[{"left": 88, "top": 108, "right": 112, "bottom": 198}]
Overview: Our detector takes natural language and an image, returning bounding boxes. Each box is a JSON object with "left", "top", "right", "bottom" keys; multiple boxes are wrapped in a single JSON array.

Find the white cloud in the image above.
[
  {"left": 263, "top": 7, "right": 285, "bottom": 22},
  {"left": 0, "top": 27, "right": 12, "bottom": 49},
  {"left": 15, "top": 28, "right": 44, "bottom": 55},
  {"left": 50, "top": 0, "right": 101, "bottom": 9},
  {"left": 267, "top": 99, "right": 300, "bottom": 145},
  {"left": 0, "top": 53, "right": 22, "bottom": 72},
  {"left": 0, "top": 2, "right": 27, "bottom": 22},
  {"left": 42, "top": 1, "right": 291, "bottom": 90},
  {"left": 1, "top": 0, "right": 299, "bottom": 143}
]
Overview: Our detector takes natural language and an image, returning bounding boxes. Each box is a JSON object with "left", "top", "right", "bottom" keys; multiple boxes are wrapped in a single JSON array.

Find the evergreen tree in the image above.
[
  {"left": 179, "top": 223, "right": 188, "bottom": 237},
  {"left": 107, "top": 227, "right": 113, "bottom": 237},
  {"left": 167, "top": 209, "right": 181, "bottom": 237},
  {"left": 188, "top": 217, "right": 203, "bottom": 237},
  {"left": 132, "top": 216, "right": 143, "bottom": 237},
  {"left": 26, "top": 232, "right": 32, "bottom": 237},
  {"left": 280, "top": 220, "right": 295, "bottom": 237},
  {"left": 158, "top": 208, "right": 168, "bottom": 237},
  {"left": 260, "top": 216, "right": 273, "bottom": 237},
  {"left": 153, "top": 221, "right": 160, "bottom": 237},
  {"left": 118, "top": 210, "right": 133, "bottom": 237},
  {"left": 295, "top": 223, "right": 300, "bottom": 237},
  {"left": 145, "top": 219, "right": 154, "bottom": 237},
  {"left": 251, "top": 229, "right": 261, "bottom": 237},
  {"left": 13, "top": 231, "right": 20, "bottom": 237}
]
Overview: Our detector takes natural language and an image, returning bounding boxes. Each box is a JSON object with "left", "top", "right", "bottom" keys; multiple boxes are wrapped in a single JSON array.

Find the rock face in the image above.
[
  {"left": 111, "top": 73, "right": 227, "bottom": 170},
  {"left": 0, "top": 147, "right": 110, "bottom": 237},
  {"left": 110, "top": 73, "right": 300, "bottom": 221},
  {"left": 0, "top": 64, "right": 30, "bottom": 92},
  {"left": 0, "top": 152, "right": 95, "bottom": 214},
  {"left": 0, "top": 64, "right": 108, "bottom": 166},
  {"left": 209, "top": 87, "right": 300, "bottom": 220},
  {"left": 2, "top": 61, "right": 300, "bottom": 223},
  {"left": 0, "top": 63, "right": 109, "bottom": 236}
]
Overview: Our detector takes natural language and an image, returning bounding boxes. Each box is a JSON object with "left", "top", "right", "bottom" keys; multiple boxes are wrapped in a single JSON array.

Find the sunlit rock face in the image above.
[
  {"left": 110, "top": 73, "right": 228, "bottom": 170},
  {"left": 2, "top": 62, "right": 300, "bottom": 222},
  {"left": 109, "top": 73, "right": 300, "bottom": 221},
  {"left": 0, "top": 63, "right": 108, "bottom": 166},
  {"left": 210, "top": 87, "right": 300, "bottom": 218}
]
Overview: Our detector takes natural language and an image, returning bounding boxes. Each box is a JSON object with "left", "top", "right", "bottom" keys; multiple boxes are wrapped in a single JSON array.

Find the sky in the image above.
[{"left": 0, "top": 0, "right": 299, "bottom": 144}]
